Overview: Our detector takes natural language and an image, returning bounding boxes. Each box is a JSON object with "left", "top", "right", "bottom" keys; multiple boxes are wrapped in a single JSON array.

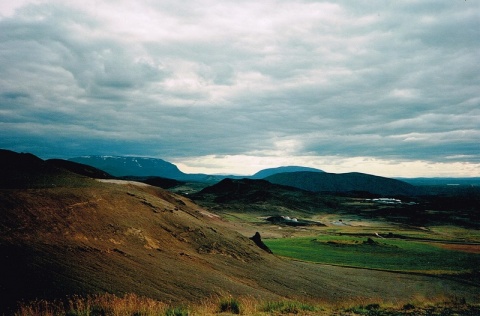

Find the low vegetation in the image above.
[
  {"left": 264, "top": 235, "right": 480, "bottom": 274},
  {"left": 218, "top": 297, "right": 241, "bottom": 314},
  {"left": 13, "top": 293, "right": 480, "bottom": 315},
  {"left": 261, "top": 300, "right": 318, "bottom": 314}
]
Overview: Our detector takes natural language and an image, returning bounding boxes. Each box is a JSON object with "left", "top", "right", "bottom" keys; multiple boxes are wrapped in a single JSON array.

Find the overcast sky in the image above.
[{"left": 1, "top": 1, "right": 479, "bottom": 177}]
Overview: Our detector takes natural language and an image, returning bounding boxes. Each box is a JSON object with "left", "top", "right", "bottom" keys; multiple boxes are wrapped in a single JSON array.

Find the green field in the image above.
[{"left": 264, "top": 235, "right": 480, "bottom": 273}]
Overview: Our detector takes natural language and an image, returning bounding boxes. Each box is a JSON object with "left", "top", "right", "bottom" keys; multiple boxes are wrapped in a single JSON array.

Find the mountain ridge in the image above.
[
  {"left": 265, "top": 171, "right": 417, "bottom": 196},
  {"left": 251, "top": 166, "right": 324, "bottom": 179},
  {"left": 3, "top": 150, "right": 477, "bottom": 185},
  {"left": 69, "top": 155, "right": 185, "bottom": 178},
  {"left": 68, "top": 155, "right": 228, "bottom": 183},
  {"left": 66, "top": 154, "right": 477, "bottom": 190}
]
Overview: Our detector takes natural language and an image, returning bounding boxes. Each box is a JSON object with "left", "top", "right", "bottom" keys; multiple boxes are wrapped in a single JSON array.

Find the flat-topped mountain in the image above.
[
  {"left": 68, "top": 155, "right": 227, "bottom": 183},
  {"left": 69, "top": 155, "right": 186, "bottom": 178}
]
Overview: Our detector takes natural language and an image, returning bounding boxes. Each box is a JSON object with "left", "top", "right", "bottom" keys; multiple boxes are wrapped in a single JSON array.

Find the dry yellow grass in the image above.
[
  {"left": 14, "top": 293, "right": 167, "bottom": 316},
  {"left": 13, "top": 293, "right": 480, "bottom": 316}
]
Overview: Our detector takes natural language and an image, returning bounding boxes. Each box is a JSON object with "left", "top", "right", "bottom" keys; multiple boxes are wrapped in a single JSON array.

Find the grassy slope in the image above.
[{"left": 264, "top": 235, "right": 480, "bottom": 273}]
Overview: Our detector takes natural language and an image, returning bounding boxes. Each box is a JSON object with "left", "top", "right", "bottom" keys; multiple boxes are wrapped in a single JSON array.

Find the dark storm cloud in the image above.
[{"left": 0, "top": 1, "right": 478, "bottom": 175}]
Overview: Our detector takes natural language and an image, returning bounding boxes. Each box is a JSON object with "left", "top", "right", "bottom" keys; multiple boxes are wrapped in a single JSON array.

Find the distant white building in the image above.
[{"left": 371, "top": 198, "right": 402, "bottom": 204}]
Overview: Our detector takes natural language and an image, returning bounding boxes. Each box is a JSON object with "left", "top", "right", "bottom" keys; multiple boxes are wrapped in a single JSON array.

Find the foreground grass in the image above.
[
  {"left": 263, "top": 235, "right": 480, "bottom": 273},
  {"left": 13, "top": 293, "right": 480, "bottom": 315}
]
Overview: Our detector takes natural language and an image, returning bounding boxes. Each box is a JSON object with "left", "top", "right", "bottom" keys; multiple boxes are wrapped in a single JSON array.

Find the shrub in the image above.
[
  {"left": 218, "top": 297, "right": 240, "bottom": 314},
  {"left": 365, "top": 303, "right": 380, "bottom": 310},
  {"left": 15, "top": 299, "right": 65, "bottom": 316},
  {"left": 262, "top": 300, "right": 317, "bottom": 314},
  {"left": 402, "top": 303, "right": 415, "bottom": 310}
]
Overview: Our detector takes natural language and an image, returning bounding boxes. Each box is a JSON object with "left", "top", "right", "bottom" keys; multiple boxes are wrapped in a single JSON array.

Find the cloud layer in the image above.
[{"left": 1, "top": 1, "right": 479, "bottom": 176}]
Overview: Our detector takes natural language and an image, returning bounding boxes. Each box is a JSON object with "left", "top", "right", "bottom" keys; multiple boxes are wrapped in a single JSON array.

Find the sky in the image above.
[{"left": 1, "top": 1, "right": 479, "bottom": 177}]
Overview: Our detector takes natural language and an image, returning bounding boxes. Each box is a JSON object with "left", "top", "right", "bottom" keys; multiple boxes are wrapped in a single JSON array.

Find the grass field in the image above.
[{"left": 264, "top": 235, "right": 480, "bottom": 274}]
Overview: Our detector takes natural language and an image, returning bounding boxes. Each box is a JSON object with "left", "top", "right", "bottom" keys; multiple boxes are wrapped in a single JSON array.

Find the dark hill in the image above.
[
  {"left": 251, "top": 166, "right": 324, "bottom": 179},
  {"left": 193, "top": 178, "right": 338, "bottom": 216},
  {"left": 200, "top": 178, "right": 276, "bottom": 195},
  {"left": 48, "top": 158, "right": 186, "bottom": 189},
  {"left": 0, "top": 149, "right": 87, "bottom": 188},
  {"left": 198, "top": 178, "right": 305, "bottom": 203},
  {"left": 265, "top": 171, "right": 417, "bottom": 196},
  {"left": 46, "top": 159, "right": 114, "bottom": 179}
]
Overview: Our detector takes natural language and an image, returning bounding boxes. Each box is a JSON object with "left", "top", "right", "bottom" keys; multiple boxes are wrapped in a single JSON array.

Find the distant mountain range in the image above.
[
  {"left": 3, "top": 149, "right": 478, "bottom": 196},
  {"left": 65, "top": 154, "right": 479, "bottom": 196},
  {"left": 67, "top": 157, "right": 328, "bottom": 184},
  {"left": 68, "top": 156, "right": 226, "bottom": 182},
  {"left": 68, "top": 157, "right": 325, "bottom": 180}
]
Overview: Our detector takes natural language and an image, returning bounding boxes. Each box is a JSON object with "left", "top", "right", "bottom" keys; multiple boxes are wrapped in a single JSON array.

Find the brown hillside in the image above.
[{"left": 1, "top": 178, "right": 478, "bottom": 312}]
